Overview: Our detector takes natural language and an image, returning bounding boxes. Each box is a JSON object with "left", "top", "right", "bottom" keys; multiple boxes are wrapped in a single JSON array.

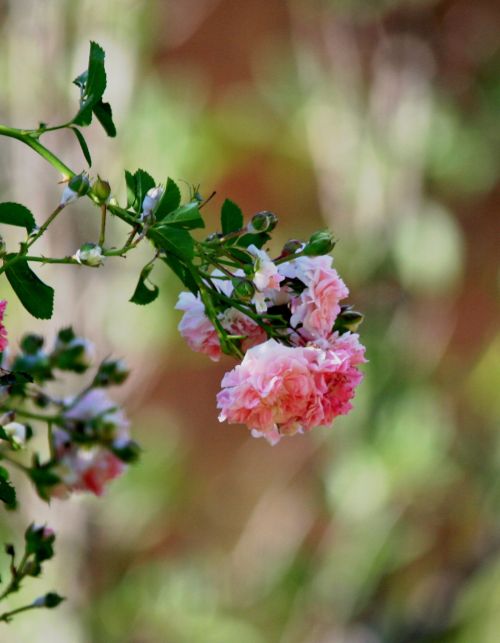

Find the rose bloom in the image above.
[
  {"left": 217, "top": 334, "right": 365, "bottom": 445},
  {"left": 279, "top": 255, "right": 348, "bottom": 338},
  {"left": 0, "top": 300, "right": 8, "bottom": 352},
  {"left": 48, "top": 390, "right": 130, "bottom": 497},
  {"left": 175, "top": 292, "right": 222, "bottom": 361},
  {"left": 176, "top": 280, "right": 268, "bottom": 359},
  {"left": 51, "top": 429, "right": 125, "bottom": 497}
]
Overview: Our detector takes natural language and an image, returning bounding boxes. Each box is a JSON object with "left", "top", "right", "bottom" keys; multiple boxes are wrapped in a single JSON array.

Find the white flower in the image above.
[{"left": 73, "top": 243, "right": 105, "bottom": 267}]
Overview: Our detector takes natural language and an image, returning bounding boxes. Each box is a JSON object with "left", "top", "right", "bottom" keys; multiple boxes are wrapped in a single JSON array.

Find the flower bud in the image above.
[
  {"left": 141, "top": 186, "right": 164, "bottom": 217},
  {"left": 91, "top": 176, "right": 111, "bottom": 204},
  {"left": 0, "top": 235, "right": 6, "bottom": 258},
  {"left": 2, "top": 421, "right": 28, "bottom": 447},
  {"left": 73, "top": 243, "right": 105, "bottom": 267},
  {"left": 303, "top": 230, "right": 336, "bottom": 256},
  {"left": 25, "top": 523, "right": 56, "bottom": 562},
  {"left": 60, "top": 173, "right": 90, "bottom": 205},
  {"left": 21, "top": 333, "right": 44, "bottom": 355},
  {"left": 232, "top": 278, "right": 255, "bottom": 302},
  {"left": 281, "top": 239, "right": 303, "bottom": 256},
  {"left": 337, "top": 310, "right": 364, "bottom": 332},
  {"left": 68, "top": 173, "right": 91, "bottom": 196},
  {"left": 52, "top": 329, "right": 94, "bottom": 373},
  {"left": 93, "top": 359, "right": 130, "bottom": 387},
  {"left": 33, "top": 593, "right": 65, "bottom": 609},
  {"left": 248, "top": 210, "right": 278, "bottom": 233},
  {"left": 112, "top": 438, "right": 141, "bottom": 463}
]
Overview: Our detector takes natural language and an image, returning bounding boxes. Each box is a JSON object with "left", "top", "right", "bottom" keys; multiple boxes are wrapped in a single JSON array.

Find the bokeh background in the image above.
[{"left": 0, "top": 0, "right": 499, "bottom": 641}]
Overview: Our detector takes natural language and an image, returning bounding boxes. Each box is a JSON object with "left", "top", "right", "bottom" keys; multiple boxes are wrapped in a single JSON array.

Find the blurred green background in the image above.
[{"left": 0, "top": 0, "right": 499, "bottom": 641}]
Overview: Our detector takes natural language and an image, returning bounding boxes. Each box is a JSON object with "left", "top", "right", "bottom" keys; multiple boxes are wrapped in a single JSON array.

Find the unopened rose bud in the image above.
[
  {"left": 33, "top": 593, "right": 64, "bottom": 609},
  {"left": 3, "top": 421, "right": 28, "bottom": 447},
  {"left": 248, "top": 210, "right": 278, "bottom": 233},
  {"left": 281, "top": 239, "right": 303, "bottom": 256},
  {"left": 73, "top": 243, "right": 105, "bottom": 267},
  {"left": 52, "top": 329, "right": 94, "bottom": 373},
  {"left": 91, "top": 176, "right": 111, "bottom": 204},
  {"left": 232, "top": 278, "right": 255, "bottom": 302},
  {"left": 25, "top": 523, "right": 56, "bottom": 562},
  {"left": 338, "top": 310, "right": 364, "bottom": 331},
  {"left": 68, "top": 173, "right": 91, "bottom": 196},
  {"left": 141, "top": 186, "right": 164, "bottom": 217},
  {"left": 21, "top": 333, "right": 44, "bottom": 355},
  {"left": 60, "top": 173, "right": 90, "bottom": 205},
  {"left": 94, "top": 358, "right": 130, "bottom": 386},
  {"left": 112, "top": 438, "right": 141, "bottom": 463},
  {"left": 303, "top": 230, "right": 336, "bottom": 256}
]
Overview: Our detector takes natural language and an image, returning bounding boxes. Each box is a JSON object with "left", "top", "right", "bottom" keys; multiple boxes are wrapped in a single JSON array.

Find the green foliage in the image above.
[
  {"left": 148, "top": 226, "right": 194, "bottom": 260},
  {"left": 125, "top": 168, "right": 156, "bottom": 212},
  {"left": 69, "top": 127, "right": 92, "bottom": 166},
  {"left": 72, "top": 41, "right": 116, "bottom": 137},
  {"left": 0, "top": 203, "right": 36, "bottom": 234},
  {"left": 221, "top": 198, "right": 243, "bottom": 234},
  {"left": 5, "top": 258, "right": 54, "bottom": 319},
  {"left": 161, "top": 201, "right": 204, "bottom": 230},
  {"left": 0, "top": 466, "right": 16, "bottom": 508},
  {"left": 156, "top": 178, "right": 181, "bottom": 220},
  {"left": 130, "top": 265, "right": 159, "bottom": 305}
]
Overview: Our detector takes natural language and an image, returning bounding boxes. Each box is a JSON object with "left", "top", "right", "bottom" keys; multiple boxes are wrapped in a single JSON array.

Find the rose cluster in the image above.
[
  {"left": 176, "top": 230, "right": 366, "bottom": 445},
  {"left": 0, "top": 302, "right": 138, "bottom": 500}
]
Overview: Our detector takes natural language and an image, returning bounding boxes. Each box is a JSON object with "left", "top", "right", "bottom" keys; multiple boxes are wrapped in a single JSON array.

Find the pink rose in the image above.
[
  {"left": 175, "top": 292, "right": 222, "bottom": 361},
  {"left": 51, "top": 429, "right": 125, "bottom": 497},
  {"left": 280, "top": 256, "right": 348, "bottom": 338},
  {"left": 217, "top": 334, "right": 365, "bottom": 445},
  {"left": 0, "top": 300, "right": 8, "bottom": 352}
]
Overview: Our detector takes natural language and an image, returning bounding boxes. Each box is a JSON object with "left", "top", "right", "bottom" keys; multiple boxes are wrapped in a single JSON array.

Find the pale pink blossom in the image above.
[
  {"left": 51, "top": 429, "right": 125, "bottom": 497},
  {"left": 279, "top": 255, "right": 348, "bottom": 338},
  {"left": 248, "top": 245, "right": 283, "bottom": 292},
  {"left": 175, "top": 292, "right": 222, "bottom": 361},
  {"left": 0, "top": 300, "right": 8, "bottom": 352},
  {"left": 217, "top": 334, "right": 365, "bottom": 445}
]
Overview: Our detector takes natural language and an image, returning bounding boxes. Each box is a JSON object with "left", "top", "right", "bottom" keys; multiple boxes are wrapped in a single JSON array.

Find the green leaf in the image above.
[
  {"left": 0, "top": 467, "right": 16, "bottom": 507},
  {"left": 129, "top": 265, "right": 159, "bottom": 305},
  {"left": 70, "top": 127, "right": 92, "bottom": 166},
  {"left": 155, "top": 178, "right": 181, "bottom": 221},
  {"left": 134, "top": 169, "right": 155, "bottom": 212},
  {"left": 0, "top": 202, "right": 36, "bottom": 233},
  {"left": 148, "top": 226, "right": 194, "bottom": 260},
  {"left": 161, "top": 255, "right": 198, "bottom": 295},
  {"left": 236, "top": 232, "right": 270, "bottom": 249},
  {"left": 72, "top": 41, "right": 107, "bottom": 127},
  {"left": 221, "top": 198, "right": 243, "bottom": 235},
  {"left": 5, "top": 257, "right": 54, "bottom": 319},
  {"left": 93, "top": 100, "right": 116, "bottom": 137},
  {"left": 124, "top": 171, "right": 136, "bottom": 209},
  {"left": 161, "top": 202, "right": 204, "bottom": 230},
  {"left": 125, "top": 169, "right": 155, "bottom": 213}
]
